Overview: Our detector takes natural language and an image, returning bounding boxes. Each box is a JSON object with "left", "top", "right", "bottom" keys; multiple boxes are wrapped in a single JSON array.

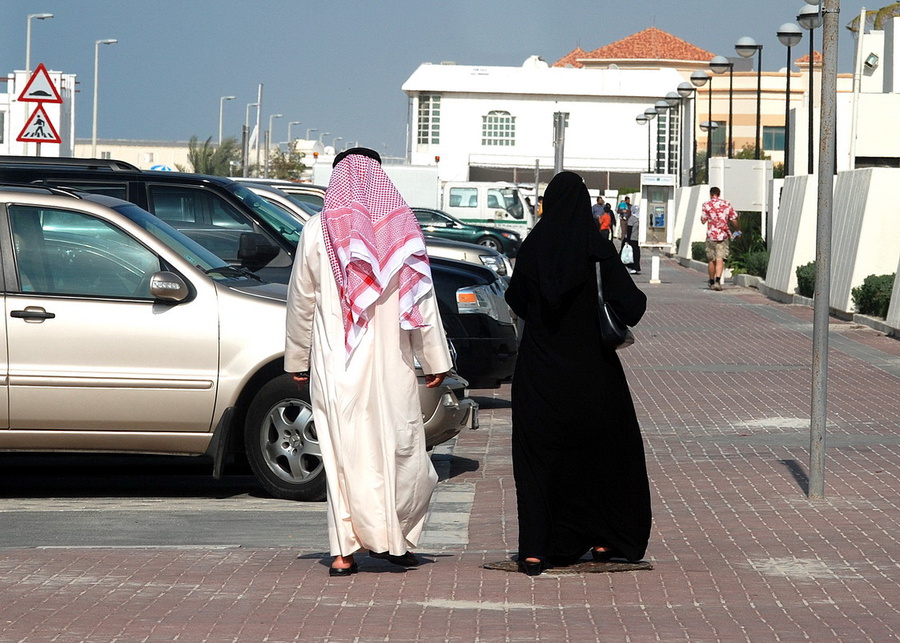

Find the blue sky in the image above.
[{"left": 2, "top": 0, "right": 872, "bottom": 158}]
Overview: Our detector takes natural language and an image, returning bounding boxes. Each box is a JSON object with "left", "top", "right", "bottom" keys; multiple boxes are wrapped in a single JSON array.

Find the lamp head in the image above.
[
  {"left": 665, "top": 91, "right": 681, "bottom": 107},
  {"left": 654, "top": 99, "right": 670, "bottom": 111},
  {"left": 777, "top": 23, "right": 803, "bottom": 47},
  {"left": 735, "top": 37, "right": 760, "bottom": 58},
  {"left": 709, "top": 55, "right": 732, "bottom": 74},
  {"left": 797, "top": 4, "right": 823, "bottom": 30},
  {"left": 29, "top": 13, "right": 54, "bottom": 20},
  {"left": 644, "top": 107, "right": 658, "bottom": 120},
  {"left": 677, "top": 81, "right": 695, "bottom": 98},
  {"left": 690, "top": 70, "right": 709, "bottom": 87},
  {"left": 636, "top": 114, "right": 649, "bottom": 125}
]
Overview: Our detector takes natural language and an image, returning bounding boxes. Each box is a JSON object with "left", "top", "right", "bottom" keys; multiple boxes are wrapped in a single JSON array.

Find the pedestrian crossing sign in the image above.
[
  {"left": 17, "top": 104, "right": 62, "bottom": 144},
  {"left": 18, "top": 63, "right": 63, "bottom": 103}
]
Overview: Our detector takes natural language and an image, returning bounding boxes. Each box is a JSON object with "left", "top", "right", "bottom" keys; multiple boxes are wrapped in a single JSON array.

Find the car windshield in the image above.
[
  {"left": 285, "top": 195, "right": 322, "bottom": 217},
  {"left": 112, "top": 202, "right": 249, "bottom": 281},
  {"left": 226, "top": 182, "right": 304, "bottom": 247}
]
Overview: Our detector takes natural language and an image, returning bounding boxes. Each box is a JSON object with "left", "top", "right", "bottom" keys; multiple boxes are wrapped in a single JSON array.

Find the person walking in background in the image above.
[
  {"left": 617, "top": 195, "right": 632, "bottom": 239},
  {"left": 591, "top": 196, "right": 606, "bottom": 231},
  {"left": 285, "top": 148, "right": 452, "bottom": 577},
  {"left": 700, "top": 186, "right": 740, "bottom": 291},
  {"left": 504, "top": 171, "right": 651, "bottom": 576},
  {"left": 622, "top": 203, "right": 641, "bottom": 274}
]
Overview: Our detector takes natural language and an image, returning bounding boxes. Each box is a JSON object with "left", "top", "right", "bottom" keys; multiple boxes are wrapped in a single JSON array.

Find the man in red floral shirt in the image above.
[{"left": 700, "top": 187, "right": 740, "bottom": 291}]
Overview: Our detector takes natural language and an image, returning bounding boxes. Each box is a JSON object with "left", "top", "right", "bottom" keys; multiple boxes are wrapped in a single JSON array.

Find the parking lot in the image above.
[{"left": 1, "top": 256, "right": 899, "bottom": 641}]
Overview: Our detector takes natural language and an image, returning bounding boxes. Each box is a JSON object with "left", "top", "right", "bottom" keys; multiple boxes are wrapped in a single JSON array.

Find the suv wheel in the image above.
[
  {"left": 244, "top": 374, "right": 326, "bottom": 501},
  {"left": 478, "top": 236, "right": 502, "bottom": 252}
]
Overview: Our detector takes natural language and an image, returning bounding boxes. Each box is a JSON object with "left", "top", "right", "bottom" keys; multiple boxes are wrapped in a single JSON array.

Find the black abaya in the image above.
[{"left": 505, "top": 172, "right": 650, "bottom": 565}]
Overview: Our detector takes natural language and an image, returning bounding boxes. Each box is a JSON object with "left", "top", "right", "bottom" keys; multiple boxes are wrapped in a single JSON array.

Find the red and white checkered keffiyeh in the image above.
[{"left": 322, "top": 154, "right": 431, "bottom": 359}]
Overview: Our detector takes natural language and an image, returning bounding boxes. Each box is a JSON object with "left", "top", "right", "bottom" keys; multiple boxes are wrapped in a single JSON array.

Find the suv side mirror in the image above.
[
  {"left": 150, "top": 271, "right": 190, "bottom": 302},
  {"left": 238, "top": 232, "right": 279, "bottom": 271}
]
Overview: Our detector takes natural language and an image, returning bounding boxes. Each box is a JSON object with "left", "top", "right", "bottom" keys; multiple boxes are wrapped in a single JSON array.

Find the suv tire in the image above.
[{"left": 244, "top": 374, "right": 326, "bottom": 501}]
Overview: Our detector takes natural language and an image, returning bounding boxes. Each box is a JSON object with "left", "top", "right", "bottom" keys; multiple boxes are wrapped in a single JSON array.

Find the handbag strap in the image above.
[{"left": 595, "top": 261, "right": 606, "bottom": 307}]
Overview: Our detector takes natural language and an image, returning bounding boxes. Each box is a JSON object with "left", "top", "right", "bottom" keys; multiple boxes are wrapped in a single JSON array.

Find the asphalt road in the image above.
[{"left": 0, "top": 454, "right": 328, "bottom": 549}]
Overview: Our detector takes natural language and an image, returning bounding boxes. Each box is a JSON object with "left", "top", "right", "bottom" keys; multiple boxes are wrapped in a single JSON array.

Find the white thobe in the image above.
[{"left": 285, "top": 215, "right": 452, "bottom": 556}]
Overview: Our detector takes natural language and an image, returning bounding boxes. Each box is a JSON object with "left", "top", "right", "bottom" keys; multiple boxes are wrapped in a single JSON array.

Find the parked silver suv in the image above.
[{"left": 0, "top": 186, "right": 476, "bottom": 500}]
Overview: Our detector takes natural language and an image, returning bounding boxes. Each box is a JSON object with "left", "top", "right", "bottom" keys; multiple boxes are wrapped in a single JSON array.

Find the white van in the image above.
[{"left": 441, "top": 182, "right": 535, "bottom": 235}]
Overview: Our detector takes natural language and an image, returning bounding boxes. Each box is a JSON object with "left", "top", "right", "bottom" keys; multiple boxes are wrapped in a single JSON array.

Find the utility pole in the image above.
[
  {"left": 809, "top": 0, "right": 839, "bottom": 499},
  {"left": 553, "top": 112, "right": 568, "bottom": 174}
]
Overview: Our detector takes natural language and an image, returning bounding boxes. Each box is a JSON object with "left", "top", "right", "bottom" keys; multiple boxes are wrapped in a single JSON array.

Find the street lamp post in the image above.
[
  {"left": 306, "top": 128, "right": 317, "bottom": 140},
  {"left": 642, "top": 107, "right": 658, "bottom": 174},
  {"left": 778, "top": 23, "right": 803, "bottom": 177},
  {"left": 677, "top": 82, "right": 696, "bottom": 186},
  {"left": 91, "top": 39, "right": 118, "bottom": 158},
  {"left": 287, "top": 121, "right": 301, "bottom": 144},
  {"left": 799, "top": 3, "right": 824, "bottom": 174},
  {"left": 265, "top": 113, "right": 282, "bottom": 178},
  {"left": 710, "top": 56, "right": 735, "bottom": 157},
  {"left": 242, "top": 102, "right": 258, "bottom": 178},
  {"left": 689, "top": 71, "right": 709, "bottom": 184},
  {"left": 735, "top": 37, "right": 764, "bottom": 160},
  {"left": 318, "top": 131, "right": 331, "bottom": 146},
  {"left": 26, "top": 13, "right": 54, "bottom": 74},
  {"left": 219, "top": 95, "right": 236, "bottom": 145},
  {"left": 665, "top": 91, "right": 683, "bottom": 177}
]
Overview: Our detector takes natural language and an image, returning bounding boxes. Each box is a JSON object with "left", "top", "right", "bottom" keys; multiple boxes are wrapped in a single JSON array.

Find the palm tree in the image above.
[{"left": 180, "top": 136, "right": 241, "bottom": 176}]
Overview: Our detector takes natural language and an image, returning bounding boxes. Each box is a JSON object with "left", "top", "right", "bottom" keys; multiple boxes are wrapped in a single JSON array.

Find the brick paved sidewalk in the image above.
[{"left": 1, "top": 257, "right": 898, "bottom": 642}]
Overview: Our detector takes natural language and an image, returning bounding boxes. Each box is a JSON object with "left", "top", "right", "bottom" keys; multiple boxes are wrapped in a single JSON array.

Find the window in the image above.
[
  {"left": 448, "top": 187, "right": 478, "bottom": 208},
  {"left": 710, "top": 120, "right": 728, "bottom": 157},
  {"left": 100, "top": 151, "right": 112, "bottom": 159},
  {"left": 417, "top": 94, "right": 440, "bottom": 145},
  {"left": 9, "top": 205, "right": 159, "bottom": 298},
  {"left": 763, "top": 126, "right": 785, "bottom": 152},
  {"left": 482, "top": 111, "right": 515, "bottom": 146}
]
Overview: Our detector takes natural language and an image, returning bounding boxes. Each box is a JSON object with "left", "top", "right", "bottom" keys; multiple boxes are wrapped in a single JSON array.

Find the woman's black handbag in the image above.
[{"left": 596, "top": 263, "right": 635, "bottom": 350}]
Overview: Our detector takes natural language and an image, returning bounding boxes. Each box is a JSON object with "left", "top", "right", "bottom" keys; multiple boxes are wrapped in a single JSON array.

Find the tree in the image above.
[
  {"left": 268, "top": 140, "right": 308, "bottom": 181},
  {"left": 178, "top": 136, "right": 241, "bottom": 176}
]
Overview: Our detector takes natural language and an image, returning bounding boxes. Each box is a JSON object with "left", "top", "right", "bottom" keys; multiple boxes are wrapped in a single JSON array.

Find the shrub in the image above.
[
  {"left": 691, "top": 241, "right": 706, "bottom": 262},
  {"left": 796, "top": 261, "right": 816, "bottom": 297},
  {"left": 851, "top": 273, "right": 895, "bottom": 318},
  {"left": 744, "top": 251, "right": 770, "bottom": 278}
]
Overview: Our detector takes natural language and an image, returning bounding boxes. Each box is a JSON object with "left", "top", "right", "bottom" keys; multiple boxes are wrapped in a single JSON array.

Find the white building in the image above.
[{"left": 403, "top": 55, "right": 689, "bottom": 191}]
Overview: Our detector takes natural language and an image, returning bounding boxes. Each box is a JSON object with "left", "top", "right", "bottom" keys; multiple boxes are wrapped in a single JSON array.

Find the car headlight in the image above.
[
  {"left": 456, "top": 284, "right": 503, "bottom": 320},
  {"left": 479, "top": 254, "right": 507, "bottom": 276},
  {"left": 501, "top": 231, "right": 519, "bottom": 240}
]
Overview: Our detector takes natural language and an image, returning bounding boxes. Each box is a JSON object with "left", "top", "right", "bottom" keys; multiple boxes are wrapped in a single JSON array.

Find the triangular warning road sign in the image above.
[
  {"left": 18, "top": 63, "right": 63, "bottom": 103},
  {"left": 16, "top": 104, "right": 62, "bottom": 144}
]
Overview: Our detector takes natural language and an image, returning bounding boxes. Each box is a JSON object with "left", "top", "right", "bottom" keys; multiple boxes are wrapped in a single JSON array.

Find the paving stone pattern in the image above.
[{"left": 0, "top": 258, "right": 898, "bottom": 642}]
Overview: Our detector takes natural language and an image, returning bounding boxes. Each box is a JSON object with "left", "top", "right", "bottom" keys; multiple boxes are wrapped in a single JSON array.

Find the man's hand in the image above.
[
  {"left": 291, "top": 372, "right": 309, "bottom": 389},
  {"left": 424, "top": 372, "right": 448, "bottom": 388}
]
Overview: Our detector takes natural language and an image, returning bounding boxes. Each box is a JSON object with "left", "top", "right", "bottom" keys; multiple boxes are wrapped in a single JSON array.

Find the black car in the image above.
[{"left": 0, "top": 156, "right": 302, "bottom": 284}]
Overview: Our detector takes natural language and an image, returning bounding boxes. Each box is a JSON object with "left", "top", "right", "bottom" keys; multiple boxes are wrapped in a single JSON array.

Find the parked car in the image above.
[
  {"left": 413, "top": 207, "right": 522, "bottom": 257},
  {"left": 0, "top": 185, "right": 477, "bottom": 500}
]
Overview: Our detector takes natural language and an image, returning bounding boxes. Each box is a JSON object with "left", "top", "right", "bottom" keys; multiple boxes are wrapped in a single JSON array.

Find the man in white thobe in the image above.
[{"left": 285, "top": 148, "right": 451, "bottom": 576}]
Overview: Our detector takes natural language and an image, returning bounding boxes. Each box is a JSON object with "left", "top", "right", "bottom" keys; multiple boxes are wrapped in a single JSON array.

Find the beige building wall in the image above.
[{"left": 73, "top": 139, "right": 191, "bottom": 171}]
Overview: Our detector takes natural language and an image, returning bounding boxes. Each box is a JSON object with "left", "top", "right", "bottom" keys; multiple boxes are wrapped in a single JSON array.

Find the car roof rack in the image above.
[
  {"left": 0, "top": 183, "right": 87, "bottom": 199},
  {"left": 0, "top": 156, "right": 140, "bottom": 172}
]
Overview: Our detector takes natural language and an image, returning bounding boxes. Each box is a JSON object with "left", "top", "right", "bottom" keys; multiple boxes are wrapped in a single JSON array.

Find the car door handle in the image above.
[{"left": 11, "top": 308, "right": 56, "bottom": 321}]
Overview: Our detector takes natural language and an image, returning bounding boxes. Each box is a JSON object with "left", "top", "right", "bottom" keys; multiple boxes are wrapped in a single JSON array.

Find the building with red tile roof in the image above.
[{"left": 554, "top": 27, "right": 714, "bottom": 73}]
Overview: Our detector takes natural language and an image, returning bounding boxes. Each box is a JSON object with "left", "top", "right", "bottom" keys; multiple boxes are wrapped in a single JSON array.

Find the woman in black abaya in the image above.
[{"left": 504, "top": 171, "right": 650, "bottom": 576}]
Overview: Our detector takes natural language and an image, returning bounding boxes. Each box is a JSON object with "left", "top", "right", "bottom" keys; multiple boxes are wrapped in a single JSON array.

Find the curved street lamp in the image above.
[
  {"left": 643, "top": 107, "right": 658, "bottom": 173},
  {"left": 219, "top": 95, "right": 236, "bottom": 145},
  {"left": 678, "top": 82, "right": 697, "bottom": 184},
  {"left": 735, "top": 37, "right": 764, "bottom": 159},
  {"left": 778, "top": 23, "right": 803, "bottom": 176},
  {"left": 26, "top": 13, "right": 54, "bottom": 74},
  {"left": 710, "top": 55, "right": 734, "bottom": 157},
  {"left": 798, "top": 3, "right": 824, "bottom": 174},
  {"left": 92, "top": 39, "right": 118, "bottom": 158}
]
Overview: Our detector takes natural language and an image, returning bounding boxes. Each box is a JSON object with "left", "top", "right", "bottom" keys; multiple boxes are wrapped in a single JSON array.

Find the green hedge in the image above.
[
  {"left": 852, "top": 273, "right": 895, "bottom": 318},
  {"left": 691, "top": 241, "right": 706, "bottom": 262},
  {"left": 796, "top": 261, "right": 816, "bottom": 298},
  {"left": 744, "top": 251, "right": 770, "bottom": 278}
]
